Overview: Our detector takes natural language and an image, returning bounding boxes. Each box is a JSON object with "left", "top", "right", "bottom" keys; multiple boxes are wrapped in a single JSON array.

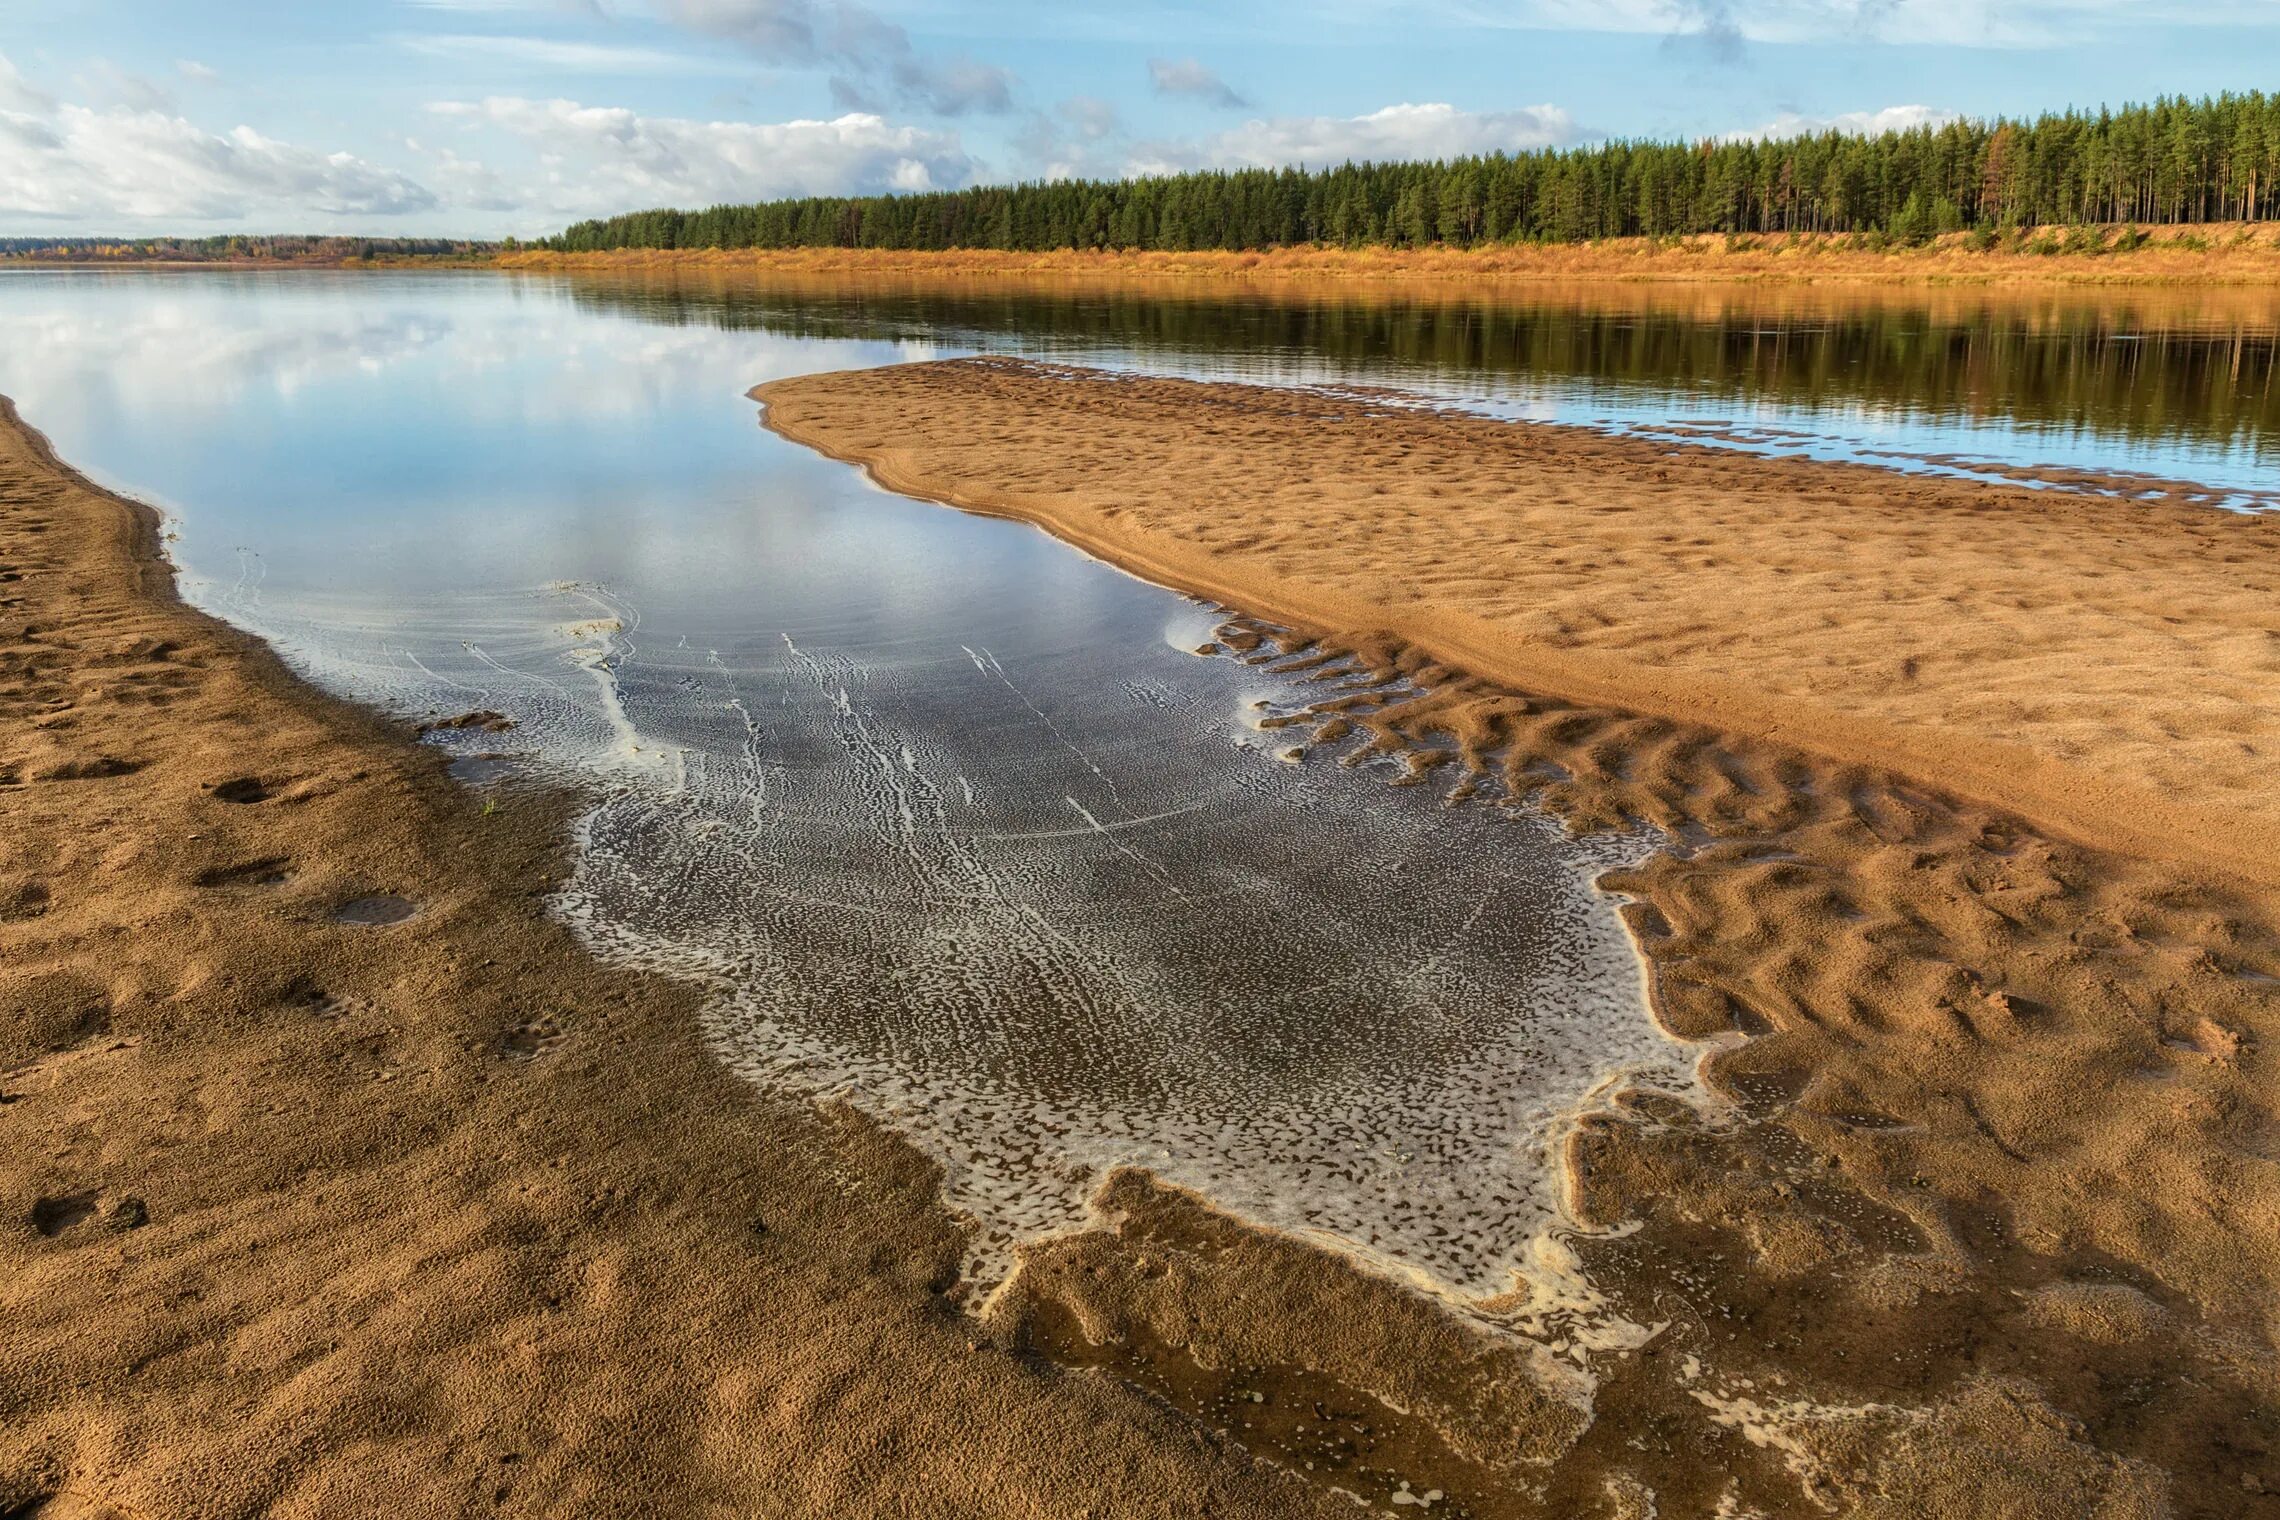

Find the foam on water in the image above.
[{"left": 264, "top": 567, "right": 1705, "bottom": 1302}]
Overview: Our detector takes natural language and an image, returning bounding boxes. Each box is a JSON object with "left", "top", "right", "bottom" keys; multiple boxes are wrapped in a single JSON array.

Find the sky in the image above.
[{"left": 3, "top": 0, "right": 2279, "bottom": 238}]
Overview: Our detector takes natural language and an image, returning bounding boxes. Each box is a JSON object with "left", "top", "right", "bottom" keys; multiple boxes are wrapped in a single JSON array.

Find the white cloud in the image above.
[
  {"left": 1059, "top": 95, "right": 1119, "bottom": 142},
  {"left": 428, "top": 96, "right": 976, "bottom": 216},
  {"left": 1400, "top": 0, "right": 2274, "bottom": 49},
  {"left": 0, "top": 46, "right": 989, "bottom": 234},
  {"left": 1147, "top": 57, "right": 1247, "bottom": 109},
  {"left": 396, "top": 32, "right": 745, "bottom": 73},
  {"left": 1017, "top": 96, "right": 1123, "bottom": 182},
  {"left": 176, "top": 59, "right": 220, "bottom": 85},
  {"left": 1725, "top": 103, "right": 1959, "bottom": 141},
  {"left": 0, "top": 113, "right": 61, "bottom": 153},
  {"left": 836, "top": 55, "right": 1013, "bottom": 118},
  {"left": 650, "top": 0, "right": 818, "bottom": 51},
  {"left": 0, "top": 52, "right": 51, "bottom": 115},
  {"left": 650, "top": 0, "right": 1017, "bottom": 114},
  {"left": 76, "top": 59, "right": 176, "bottom": 114},
  {"left": 1127, "top": 102, "right": 1576, "bottom": 175},
  {"left": 0, "top": 56, "right": 437, "bottom": 225}
]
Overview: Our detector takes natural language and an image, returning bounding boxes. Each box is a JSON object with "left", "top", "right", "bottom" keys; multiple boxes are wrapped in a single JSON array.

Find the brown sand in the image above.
[
  {"left": 23, "top": 373, "right": 2169, "bottom": 1519},
  {"left": 754, "top": 358, "right": 2280, "bottom": 1512}
]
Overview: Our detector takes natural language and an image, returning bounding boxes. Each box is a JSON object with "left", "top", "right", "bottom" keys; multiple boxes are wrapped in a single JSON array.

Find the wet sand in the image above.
[{"left": 755, "top": 358, "right": 2280, "bottom": 1512}]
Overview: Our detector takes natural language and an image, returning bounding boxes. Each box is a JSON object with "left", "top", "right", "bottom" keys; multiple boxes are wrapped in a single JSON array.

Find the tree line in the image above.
[
  {"left": 0, "top": 235, "right": 499, "bottom": 263},
  {"left": 548, "top": 93, "right": 2280, "bottom": 254}
]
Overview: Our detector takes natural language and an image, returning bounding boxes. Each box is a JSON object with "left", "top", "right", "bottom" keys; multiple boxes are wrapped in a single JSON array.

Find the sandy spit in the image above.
[
  {"left": 754, "top": 357, "right": 2280, "bottom": 1513},
  {"left": 754, "top": 359, "right": 2280, "bottom": 890},
  {"left": 0, "top": 396, "right": 1347, "bottom": 1518}
]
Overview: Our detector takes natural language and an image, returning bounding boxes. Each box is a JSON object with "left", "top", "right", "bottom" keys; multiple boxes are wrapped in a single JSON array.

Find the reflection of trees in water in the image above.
[{"left": 561, "top": 276, "right": 2280, "bottom": 457}]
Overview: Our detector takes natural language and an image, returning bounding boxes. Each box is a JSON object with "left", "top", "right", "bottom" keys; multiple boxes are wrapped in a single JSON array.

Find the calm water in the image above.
[
  {"left": 3, "top": 267, "right": 2269, "bottom": 1298},
  {"left": 564, "top": 270, "right": 2280, "bottom": 507}
]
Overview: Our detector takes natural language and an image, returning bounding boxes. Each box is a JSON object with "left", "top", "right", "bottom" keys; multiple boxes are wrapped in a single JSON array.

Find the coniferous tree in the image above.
[{"left": 546, "top": 94, "right": 2280, "bottom": 255}]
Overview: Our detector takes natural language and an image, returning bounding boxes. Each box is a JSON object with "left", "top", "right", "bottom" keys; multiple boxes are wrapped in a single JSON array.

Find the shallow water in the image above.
[{"left": 2, "top": 266, "right": 2270, "bottom": 1298}]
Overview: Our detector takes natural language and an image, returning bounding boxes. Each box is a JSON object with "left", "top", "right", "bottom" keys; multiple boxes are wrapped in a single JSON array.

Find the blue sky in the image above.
[{"left": 3, "top": 1, "right": 2278, "bottom": 237}]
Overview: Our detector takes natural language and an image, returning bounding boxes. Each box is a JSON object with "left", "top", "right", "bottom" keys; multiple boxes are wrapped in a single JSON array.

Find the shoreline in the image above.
[
  {"left": 30, "top": 234, "right": 2280, "bottom": 287},
  {"left": 0, "top": 386, "right": 1899, "bottom": 1517},
  {"left": 508, "top": 231, "right": 2280, "bottom": 287},
  {"left": 10, "top": 369, "right": 2280, "bottom": 1512},
  {"left": 752, "top": 360, "right": 2280, "bottom": 892}
]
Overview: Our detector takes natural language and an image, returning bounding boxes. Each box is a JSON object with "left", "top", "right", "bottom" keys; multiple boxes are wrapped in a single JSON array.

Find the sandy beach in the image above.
[
  {"left": 754, "top": 357, "right": 2280, "bottom": 1512},
  {"left": 7, "top": 340, "right": 2279, "bottom": 1515},
  {"left": 756, "top": 360, "right": 2280, "bottom": 885}
]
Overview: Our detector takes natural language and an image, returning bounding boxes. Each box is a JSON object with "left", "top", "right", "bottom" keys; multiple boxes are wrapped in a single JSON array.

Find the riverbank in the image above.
[
  {"left": 0, "top": 396, "right": 1328, "bottom": 1517},
  {"left": 756, "top": 356, "right": 2280, "bottom": 1510},
  {"left": 504, "top": 226, "right": 2280, "bottom": 287}
]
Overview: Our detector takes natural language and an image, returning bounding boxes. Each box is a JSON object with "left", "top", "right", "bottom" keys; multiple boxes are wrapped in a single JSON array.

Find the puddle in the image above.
[{"left": 549, "top": 595, "right": 1699, "bottom": 1301}]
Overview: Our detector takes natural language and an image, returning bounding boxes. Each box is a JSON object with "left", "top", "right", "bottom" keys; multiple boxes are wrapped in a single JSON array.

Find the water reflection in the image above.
[{"left": 557, "top": 267, "right": 2280, "bottom": 495}]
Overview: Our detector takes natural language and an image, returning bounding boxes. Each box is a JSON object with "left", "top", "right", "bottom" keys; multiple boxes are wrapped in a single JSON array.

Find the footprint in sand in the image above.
[
  {"left": 29, "top": 1192, "right": 97, "bottom": 1237},
  {"left": 289, "top": 987, "right": 362, "bottom": 1020},
  {"left": 332, "top": 895, "right": 418, "bottom": 927},
  {"left": 194, "top": 858, "right": 292, "bottom": 889},
  {"left": 32, "top": 756, "right": 145, "bottom": 782},
  {"left": 208, "top": 776, "right": 270, "bottom": 804},
  {"left": 0, "top": 879, "right": 49, "bottom": 920},
  {"left": 26, "top": 1192, "right": 145, "bottom": 1241},
  {"left": 499, "top": 1016, "right": 565, "bottom": 1061}
]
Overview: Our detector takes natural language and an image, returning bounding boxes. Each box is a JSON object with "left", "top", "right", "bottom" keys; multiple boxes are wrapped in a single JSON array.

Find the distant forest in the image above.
[
  {"left": 550, "top": 93, "right": 2280, "bottom": 255},
  {"left": 0, "top": 235, "right": 498, "bottom": 263}
]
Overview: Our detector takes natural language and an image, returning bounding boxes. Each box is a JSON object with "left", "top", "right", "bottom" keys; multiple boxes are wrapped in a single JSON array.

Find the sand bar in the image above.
[{"left": 754, "top": 358, "right": 2280, "bottom": 888}]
